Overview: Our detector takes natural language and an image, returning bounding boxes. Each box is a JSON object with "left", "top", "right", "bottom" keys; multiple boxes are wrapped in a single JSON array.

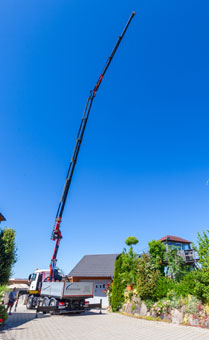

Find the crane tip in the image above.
[{"left": 132, "top": 11, "right": 136, "bottom": 16}]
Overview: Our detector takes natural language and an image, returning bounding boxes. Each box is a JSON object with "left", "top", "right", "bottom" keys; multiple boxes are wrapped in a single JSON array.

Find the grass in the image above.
[{"left": 120, "top": 312, "right": 171, "bottom": 323}]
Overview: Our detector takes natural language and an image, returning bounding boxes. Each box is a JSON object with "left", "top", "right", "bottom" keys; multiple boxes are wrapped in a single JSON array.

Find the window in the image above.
[{"left": 31, "top": 273, "right": 37, "bottom": 281}]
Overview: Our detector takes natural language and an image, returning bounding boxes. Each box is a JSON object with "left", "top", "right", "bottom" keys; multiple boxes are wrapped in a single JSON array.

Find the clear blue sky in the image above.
[{"left": 1, "top": 1, "right": 209, "bottom": 278}]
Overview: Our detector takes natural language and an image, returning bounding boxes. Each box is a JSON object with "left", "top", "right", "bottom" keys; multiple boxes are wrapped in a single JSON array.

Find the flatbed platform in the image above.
[{"left": 36, "top": 300, "right": 102, "bottom": 317}]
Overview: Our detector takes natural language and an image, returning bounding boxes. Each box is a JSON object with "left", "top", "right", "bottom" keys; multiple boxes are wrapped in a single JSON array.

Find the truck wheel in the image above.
[
  {"left": 42, "top": 297, "right": 49, "bottom": 306},
  {"left": 26, "top": 296, "right": 33, "bottom": 309},
  {"left": 49, "top": 298, "right": 58, "bottom": 307},
  {"left": 49, "top": 298, "right": 58, "bottom": 315}
]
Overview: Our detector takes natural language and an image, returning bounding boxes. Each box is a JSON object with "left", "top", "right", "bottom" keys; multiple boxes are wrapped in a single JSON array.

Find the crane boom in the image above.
[{"left": 48, "top": 11, "right": 135, "bottom": 281}]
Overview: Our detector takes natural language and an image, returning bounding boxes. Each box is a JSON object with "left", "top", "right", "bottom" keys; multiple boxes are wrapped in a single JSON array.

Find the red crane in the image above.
[{"left": 48, "top": 11, "right": 135, "bottom": 281}]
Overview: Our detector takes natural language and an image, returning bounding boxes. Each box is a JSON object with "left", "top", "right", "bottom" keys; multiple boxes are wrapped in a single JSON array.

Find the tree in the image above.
[
  {"left": 0, "top": 228, "right": 17, "bottom": 284},
  {"left": 111, "top": 255, "right": 126, "bottom": 312},
  {"left": 196, "top": 229, "right": 209, "bottom": 269},
  {"left": 125, "top": 236, "right": 139, "bottom": 247},
  {"left": 120, "top": 236, "right": 139, "bottom": 286},
  {"left": 148, "top": 240, "right": 166, "bottom": 274},
  {"left": 166, "top": 247, "right": 186, "bottom": 281},
  {"left": 136, "top": 253, "right": 161, "bottom": 300}
]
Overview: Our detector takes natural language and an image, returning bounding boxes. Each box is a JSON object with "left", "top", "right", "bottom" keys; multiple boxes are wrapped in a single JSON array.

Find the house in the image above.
[
  {"left": 68, "top": 254, "right": 119, "bottom": 306},
  {"left": 160, "top": 235, "right": 197, "bottom": 265},
  {"left": 0, "top": 212, "right": 6, "bottom": 223}
]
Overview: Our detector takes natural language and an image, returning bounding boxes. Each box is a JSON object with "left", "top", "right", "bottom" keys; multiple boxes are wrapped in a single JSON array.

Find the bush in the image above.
[
  {"left": 0, "top": 285, "right": 8, "bottom": 325},
  {"left": 119, "top": 237, "right": 139, "bottom": 286},
  {"left": 104, "top": 282, "right": 112, "bottom": 305},
  {"left": 171, "top": 270, "right": 209, "bottom": 303},
  {"left": 0, "top": 228, "right": 17, "bottom": 284},
  {"left": 0, "top": 285, "right": 8, "bottom": 302},
  {"left": 191, "top": 270, "right": 209, "bottom": 303},
  {"left": 136, "top": 254, "right": 161, "bottom": 300},
  {"left": 151, "top": 299, "right": 170, "bottom": 316},
  {"left": 0, "top": 304, "right": 8, "bottom": 325},
  {"left": 195, "top": 229, "right": 209, "bottom": 269},
  {"left": 148, "top": 240, "right": 166, "bottom": 274},
  {"left": 155, "top": 276, "right": 175, "bottom": 300},
  {"left": 125, "top": 237, "right": 139, "bottom": 247},
  {"left": 111, "top": 255, "right": 126, "bottom": 312},
  {"left": 144, "top": 299, "right": 155, "bottom": 311},
  {"left": 184, "top": 295, "right": 201, "bottom": 314},
  {"left": 166, "top": 247, "right": 187, "bottom": 281}
]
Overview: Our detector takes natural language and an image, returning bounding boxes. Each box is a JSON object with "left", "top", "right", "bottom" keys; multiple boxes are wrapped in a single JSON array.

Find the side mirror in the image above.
[{"left": 28, "top": 274, "right": 31, "bottom": 281}]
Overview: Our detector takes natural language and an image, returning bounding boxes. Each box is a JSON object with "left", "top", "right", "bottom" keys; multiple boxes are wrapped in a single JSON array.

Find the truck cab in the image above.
[{"left": 28, "top": 269, "right": 50, "bottom": 293}]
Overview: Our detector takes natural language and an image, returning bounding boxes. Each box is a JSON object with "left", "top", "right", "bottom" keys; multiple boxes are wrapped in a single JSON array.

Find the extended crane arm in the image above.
[{"left": 48, "top": 11, "right": 135, "bottom": 281}]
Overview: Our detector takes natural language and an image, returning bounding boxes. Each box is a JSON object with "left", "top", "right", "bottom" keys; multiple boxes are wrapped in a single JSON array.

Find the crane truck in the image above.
[{"left": 26, "top": 12, "right": 135, "bottom": 314}]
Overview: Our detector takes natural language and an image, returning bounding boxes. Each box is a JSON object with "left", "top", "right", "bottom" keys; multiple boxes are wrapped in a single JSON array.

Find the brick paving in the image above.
[{"left": 0, "top": 305, "right": 208, "bottom": 340}]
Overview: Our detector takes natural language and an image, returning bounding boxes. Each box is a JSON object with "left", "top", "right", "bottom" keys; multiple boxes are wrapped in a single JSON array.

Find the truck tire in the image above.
[
  {"left": 42, "top": 297, "right": 49, "bottom": 306},
  {"left": 49, "top": 298, "right": 58, "bottom": 307},
  {"left": 26, "top": 295, "right": 33, "bottom": 309},
  {"left": 49, "top": 298, "right": 58, "bottom": 315}
]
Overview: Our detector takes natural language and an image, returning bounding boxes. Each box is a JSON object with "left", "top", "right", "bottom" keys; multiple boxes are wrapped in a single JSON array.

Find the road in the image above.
[{"left": 0, "top": 305, "right": 208, "bottom": 340}]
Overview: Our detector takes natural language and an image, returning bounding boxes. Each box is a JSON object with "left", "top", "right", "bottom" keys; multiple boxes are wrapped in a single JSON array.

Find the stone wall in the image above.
[{"left": 122, "top": 301, "right": 209, "bottom": 328}]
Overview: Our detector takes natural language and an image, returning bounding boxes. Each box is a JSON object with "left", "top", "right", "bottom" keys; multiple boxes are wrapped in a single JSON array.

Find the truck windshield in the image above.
[{"left": 31, "top": 273, "right": 37, "bottom": 281}]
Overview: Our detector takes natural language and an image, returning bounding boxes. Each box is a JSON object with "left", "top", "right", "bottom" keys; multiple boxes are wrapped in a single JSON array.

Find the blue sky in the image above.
[{"left": 0, "top": 1, "right": 209, "bottom": 278}]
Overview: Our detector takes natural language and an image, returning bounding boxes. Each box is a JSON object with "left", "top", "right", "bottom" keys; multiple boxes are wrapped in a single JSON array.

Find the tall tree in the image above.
[
  {"left": 166, "top": 247, "right": 186, "bottom": 281},
  {"left": 0, "top": 228, "right": 17, "bottom": 284},
  {"left": 111, "top": 255, "right": 126, "bottom": 312},
  {"left": 196, "top": 229, "right": 209, "bottom": 269},
  {"left": 148, "top": 240, "right": 166, "bottom": 274}
]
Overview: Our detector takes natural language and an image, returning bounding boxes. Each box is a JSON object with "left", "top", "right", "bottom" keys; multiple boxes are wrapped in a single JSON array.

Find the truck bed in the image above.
[{"left": 41, "top": 281, "right": 94, "bottom": 299}]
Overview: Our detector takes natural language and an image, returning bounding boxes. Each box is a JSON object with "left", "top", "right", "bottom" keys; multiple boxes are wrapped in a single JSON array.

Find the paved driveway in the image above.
[{"left": 0, "top": 305, "right": 208, "bottom": 340}]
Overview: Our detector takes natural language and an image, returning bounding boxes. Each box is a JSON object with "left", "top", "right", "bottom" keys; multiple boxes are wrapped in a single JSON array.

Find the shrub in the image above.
[
  {"left": 148, "top": 240, "right": 166, "bottom": 274},
  {"left": 111, "top": 255, "right": 126, "bottom": 312},
  {"left": 120, "top": 237, "right": 139, "bottom": 286},
  {"left": 195, "top": 229, "right": 209, "bottom": 269},
  {"left": 170, "top": 297, "right": 182, "bottom": 309},
  {"left": 155, "top": 276, "right": 175, "bottom": 300},
  {"left": 0, "top": 285, "right": 8, "bottom": 325},
  {"left": 184, "top": 295, "right": 201, "bottom": 314},
  {"left": 191, "top": 270, "right": 209, "bottom": 303},
  {"left": 144, "top": 299, "right": 155, "bottom": 311},
  {"left": 166, "top": 247, "right": 187, "bottom": 281},
  {"left": 125, "top": 237, "right": 139, "bottom": 247},
  {"left": 0, "top": 305, "right": 8, "bottom": 325},
  {"left": 0, "top": 228, "right": 17, "bottom": 284},
  {"left": 151, "top": 299, "right": 170, "bottom": 316},
  {"left": 103, "top": 282, "right": 112, "bottom": 305},
  {"left": 131, "top": 303, "right": 136, "bottom": 312},
  {"left": 0, "top": 285, "right": 7, "bottom": 299},
  {"left": 124, "top": 290, "right": 134, "bottom": 303},
  {"left": 172, "top": 270, "right": 209, "bottom": 303},
  {"left": 136, "top": 254, "right": 161, "bottom": 300}
]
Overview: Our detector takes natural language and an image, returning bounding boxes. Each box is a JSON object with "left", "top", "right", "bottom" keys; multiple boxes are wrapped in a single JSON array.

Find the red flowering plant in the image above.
[
  {"left": 0, "top": 286, "right": 8, "bottom": 325},
  {"left": 0, "top": 305, "right": 8, "bottom": 325},
  {"left": 103, "top": 282, "right": 113, "bottom": 304}
]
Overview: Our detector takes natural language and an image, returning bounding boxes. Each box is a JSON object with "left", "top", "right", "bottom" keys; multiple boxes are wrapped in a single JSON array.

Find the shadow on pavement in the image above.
[
  {"left": 0, "top": 309, "right": 106, "bottom": 333},
  {"left": 1, "top": 312, "right": 49, "bottom": 332},
  {"left": 61, "top": 309, "right": 108, "bottom": 317}
]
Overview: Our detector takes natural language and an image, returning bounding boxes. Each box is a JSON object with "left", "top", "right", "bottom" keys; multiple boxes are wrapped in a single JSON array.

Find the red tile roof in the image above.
[
  {"left": 0, "top": 213, "right": 6, "bottom": 222},
  {"left": 160, "top": 235, "right": 191, "bottom": 244}
]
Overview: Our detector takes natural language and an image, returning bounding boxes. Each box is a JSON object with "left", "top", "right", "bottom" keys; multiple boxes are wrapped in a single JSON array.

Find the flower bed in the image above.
[{"left": 121, "top": 294, "right": 209, "bottom": 328}]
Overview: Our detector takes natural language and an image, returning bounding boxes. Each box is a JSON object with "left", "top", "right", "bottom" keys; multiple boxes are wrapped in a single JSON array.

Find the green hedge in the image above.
[{"left": 111, "top": 255, "right": 126, "bottom": 312}]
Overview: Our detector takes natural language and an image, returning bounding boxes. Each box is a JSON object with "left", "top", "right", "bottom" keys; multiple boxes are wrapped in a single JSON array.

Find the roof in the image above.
[
  {"left": 69, "top": 254, "right": 119, "bottom": 278},
  {"left": 160, "top": 235, "right": 191, "bottom": 244},
  {"left": 0, "top": 213, "right": 6, "bottom": 222},
  {"left": 7, "top": 283, "right": 29, "bottom": 289}
]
